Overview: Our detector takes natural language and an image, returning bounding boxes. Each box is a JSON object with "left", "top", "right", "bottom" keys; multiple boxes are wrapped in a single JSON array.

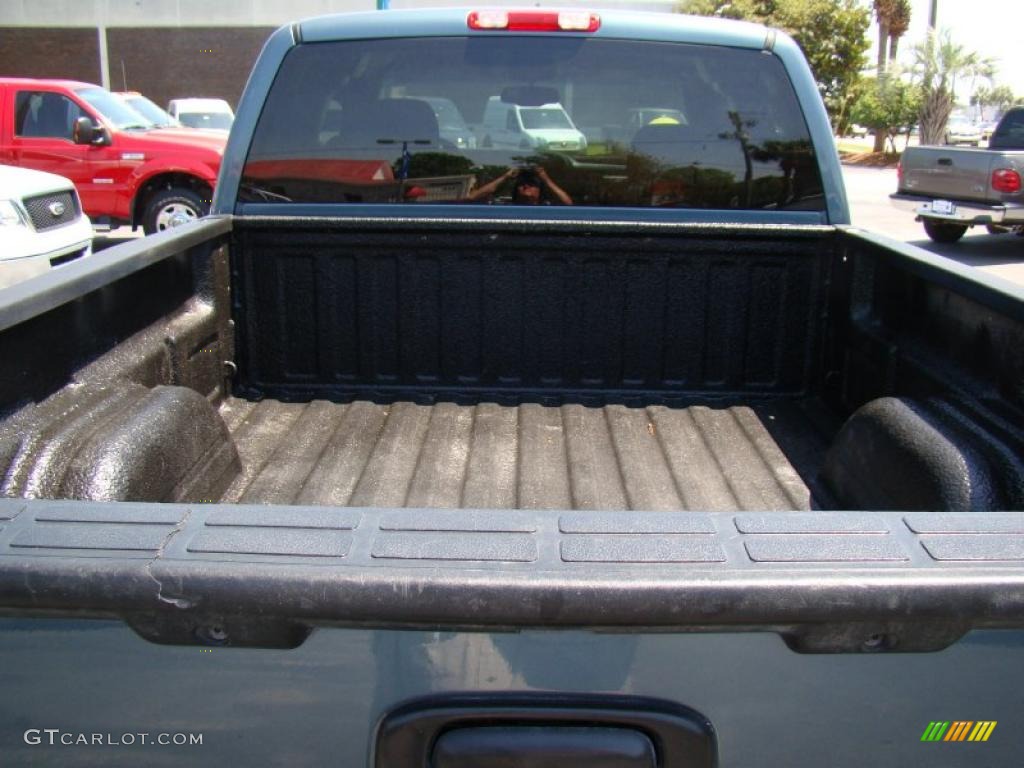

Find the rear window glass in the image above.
[
  {"left": 991, "top": 109, "right": 1024, "bottom": 150},
  {"left": 241, "top": 36, "right": 824, "bottom": 210}
]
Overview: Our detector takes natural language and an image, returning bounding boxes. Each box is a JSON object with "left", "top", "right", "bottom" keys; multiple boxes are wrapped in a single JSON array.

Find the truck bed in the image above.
[
  {"left": 3, "top": 221, "right": 1022, "bottom": 516},
  {"left": 217, "top": 397, "right": 835, "bottom": 511}
]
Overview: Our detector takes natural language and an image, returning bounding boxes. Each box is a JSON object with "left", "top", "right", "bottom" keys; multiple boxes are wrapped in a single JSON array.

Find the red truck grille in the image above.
[{"left": 22, "top": 191, "right": 79, "bottom": 232}]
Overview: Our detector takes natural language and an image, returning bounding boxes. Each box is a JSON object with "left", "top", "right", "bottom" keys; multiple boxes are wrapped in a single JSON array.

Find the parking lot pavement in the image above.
[
  {"left": 842, "top": 163, "right": 1024, "bottom": 290},
  {"left": 92, "top": 226, "right": 143, "bottom": 252}
]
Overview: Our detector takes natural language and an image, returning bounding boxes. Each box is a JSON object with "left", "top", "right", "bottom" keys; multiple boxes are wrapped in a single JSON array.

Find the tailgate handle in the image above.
[
  {"left": 433, "top": 726, "right": 656, "bottom": 768},
  {"left": 937, "top": 157, "right": 953, "bottom": 166},
  {"left": 375, "top": 695, "right": 715, "bottom": 768}
]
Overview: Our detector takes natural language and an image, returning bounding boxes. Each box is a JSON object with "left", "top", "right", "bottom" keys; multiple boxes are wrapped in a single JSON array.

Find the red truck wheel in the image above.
[
  {"left": 143, "top": 188, "right": 209, "bottom": 235},
  {"left": 922, "top": 219, "right": 968, "bottom": 243}
]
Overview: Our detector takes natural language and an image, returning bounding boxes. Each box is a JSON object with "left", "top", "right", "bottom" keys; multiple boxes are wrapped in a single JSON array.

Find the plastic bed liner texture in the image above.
[{"left": 216, "top": 397, "right": 834, "bottom": 511}]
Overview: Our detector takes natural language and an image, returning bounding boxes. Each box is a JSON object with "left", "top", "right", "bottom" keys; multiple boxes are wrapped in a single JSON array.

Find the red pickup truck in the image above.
[{"left": 0, "top": 78, "right": 225, "bottom": 234}]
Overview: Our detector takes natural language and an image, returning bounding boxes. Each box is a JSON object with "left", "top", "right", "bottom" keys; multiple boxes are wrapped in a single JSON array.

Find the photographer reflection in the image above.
[{"left": 467, "top": 166, "right": 573, "bottom": 205}]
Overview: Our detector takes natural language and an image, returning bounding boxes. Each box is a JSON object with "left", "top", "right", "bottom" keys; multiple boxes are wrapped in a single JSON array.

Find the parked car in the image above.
[
  {"left": 845, "top": 123, "right": 869, "bottom": 138},
  {"left": 892, "top": 106, "right": 1024, "bottom": 241},
  {"left": 0, "top": 164, "right": 92, "bottom": 289},
  {"left": 421, "top": 97, "right": 477, "bottom": 149},
  {"left": 979, "top": 120, "right": 999, "bottom": 141},
  {"left": 114, "top": 91, "right": 180, "bottom": 129},
  {"left": 480, "top": 95, "right": 586, "bottom": 151},
  {"left": 944, "top": 119, "right": 982, "bottom": 146},
  {"left": 166, "top": 98, "right": 234, "bottom": 132},
  {"left": 0, "top": 78, "right": 225, "bottom": 233}
]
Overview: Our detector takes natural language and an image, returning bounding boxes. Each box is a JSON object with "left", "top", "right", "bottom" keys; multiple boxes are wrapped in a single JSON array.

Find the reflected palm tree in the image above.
[
  {"left": 720, "top": 111, "right": 756, "bottom": 206},
  {"left": 718, "top": 110, "right": 818, "bottom": 208}
]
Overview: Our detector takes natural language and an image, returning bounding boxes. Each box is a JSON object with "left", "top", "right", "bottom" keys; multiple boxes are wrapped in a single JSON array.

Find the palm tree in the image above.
[
  {"left": 967, "top": 59, "right": 997, "bottom": 119},
  {"left": 887, "top": 0, "right": 911, "bottom": 62},
  {"left": 874, "top": 0, "right": 896, "bottom": 73},
  {"left": 873, "top": 0, "right": 898, "bottom": 151},
  {"left": 913, "top": 30, "right": 994, "bottom": 145}
]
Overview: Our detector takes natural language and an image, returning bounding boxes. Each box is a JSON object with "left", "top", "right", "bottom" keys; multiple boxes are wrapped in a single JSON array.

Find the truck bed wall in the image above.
[
  {"left": 0, "top": 227, "right": 237, "bottom": 503},
  {"left": 232, "top": 223, "right": 828, "bottom": 405},
  {"left": 0, "top": 248, "right": 206, "bottom": 411}
]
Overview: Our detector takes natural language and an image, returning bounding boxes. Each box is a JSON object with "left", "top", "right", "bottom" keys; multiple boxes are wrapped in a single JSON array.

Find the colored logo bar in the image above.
[{"left": 921, "top": 721, "right": 997, "bottom": 742}]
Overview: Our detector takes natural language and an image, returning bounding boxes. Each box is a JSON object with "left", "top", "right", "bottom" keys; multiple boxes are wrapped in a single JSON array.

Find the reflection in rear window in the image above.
[
  {"left": 520, "top": 108, "right": 574, "bottom": 130},
  {"left": 241, "top": 36, "right": 824, "bottom": 210}
]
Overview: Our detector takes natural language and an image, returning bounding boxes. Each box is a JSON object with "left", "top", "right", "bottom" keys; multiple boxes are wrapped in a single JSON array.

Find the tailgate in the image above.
[
  {"left": 899, "top": 146, "right": 996, "bottom": 203},
  {"left": 1, "top": 498, "right": 1024, "bottom": 766},
  {"left": 1, "top": 620, "right": 1021, "bottom": 767}
]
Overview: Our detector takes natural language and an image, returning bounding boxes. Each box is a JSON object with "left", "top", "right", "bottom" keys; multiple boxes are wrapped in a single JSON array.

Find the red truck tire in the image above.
[{"left": 142, "top": 188, "right": 209, "bottom": 234}]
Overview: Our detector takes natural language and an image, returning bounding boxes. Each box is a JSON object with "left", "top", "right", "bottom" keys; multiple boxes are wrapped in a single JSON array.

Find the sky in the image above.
[{"left": 869, "top": 0, "right": 1024, "bottom": 102}]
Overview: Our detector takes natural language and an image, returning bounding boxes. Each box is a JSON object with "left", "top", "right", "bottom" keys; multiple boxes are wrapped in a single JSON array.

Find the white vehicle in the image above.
[
  {"left": 0, "top": 165, "right": 92, "bottom": 290},
  {"left": 166, "top": 98, "right": 234, "bottom": 133},
  {"left": 480, "top": 96, "right": 586, "bottom": 151},
  {"left": 945, "top": 119, "right": 983, "bottom": 147}
]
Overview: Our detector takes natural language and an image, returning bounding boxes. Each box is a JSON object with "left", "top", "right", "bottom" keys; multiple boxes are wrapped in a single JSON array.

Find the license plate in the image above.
[{"left": 932, "top": 199, "right": 956, "bottom": 215}]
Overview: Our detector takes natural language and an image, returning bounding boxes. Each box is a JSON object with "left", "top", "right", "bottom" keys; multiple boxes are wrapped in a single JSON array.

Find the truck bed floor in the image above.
[{"left": 216, "top": 398, "right": 836, "bottom": 511}]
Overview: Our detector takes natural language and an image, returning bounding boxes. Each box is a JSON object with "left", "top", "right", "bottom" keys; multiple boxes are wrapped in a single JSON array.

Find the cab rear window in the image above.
[
  {"left": 241, "top": 36, "right": 824, "bottom": 210},
  {"left": 990, "top": 109, "right": 1024, "bottom": 151}
]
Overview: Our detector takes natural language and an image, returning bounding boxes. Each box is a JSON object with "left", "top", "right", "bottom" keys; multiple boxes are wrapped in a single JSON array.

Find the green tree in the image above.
[
  {"left": 912, "top": 30, "right": 993, "bottom": 145},
  {"left": 679, "top": 0, "right": 871, "bottom": 127},
  {"left": 850, "top": 75, "right": 922, "bottom": 151}
]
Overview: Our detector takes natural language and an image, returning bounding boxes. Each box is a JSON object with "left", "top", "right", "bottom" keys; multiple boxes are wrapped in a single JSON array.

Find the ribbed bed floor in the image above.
[{"left": 217, "top": 398, "right": 837, "bottom": 511}]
